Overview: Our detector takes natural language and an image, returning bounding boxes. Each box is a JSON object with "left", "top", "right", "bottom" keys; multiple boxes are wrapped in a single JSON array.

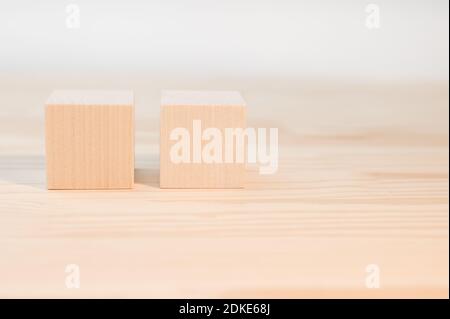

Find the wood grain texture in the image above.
[
  {"left": 0, "top": 79, "right": 448, "bottom": 298},
  {"left": 160, "top": 90, "right": 246, "bottom": 188},
  {"left": 45, "top": 90, "right": 134, "bottom": 189}
]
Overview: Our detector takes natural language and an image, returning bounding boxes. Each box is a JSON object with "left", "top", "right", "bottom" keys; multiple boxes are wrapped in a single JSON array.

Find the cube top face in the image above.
[
  {"left": 160, "top": 90, "right": 246, "bottom": 189},
  {"left": 161, "top": 90, "right": 246, "bottom": 107},
  {"left": 45, "top": 90, "right": 134, "bottom": 190},
  {"left": 46, "top": 90, "right": 134, "bottom": 106}
]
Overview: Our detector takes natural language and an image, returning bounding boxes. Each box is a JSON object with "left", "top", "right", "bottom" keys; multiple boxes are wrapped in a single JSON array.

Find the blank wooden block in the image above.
[
  {"left": 160, "top": 90, "right": 246, "bottom": 188},
  {"left": 45, "top": 90, "right": 134, "bottom": 189}
]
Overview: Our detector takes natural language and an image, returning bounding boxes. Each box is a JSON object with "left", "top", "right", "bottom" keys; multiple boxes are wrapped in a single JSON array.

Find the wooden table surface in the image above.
[{"left": 0, "top": 75, "right": 448, "bottom": 298}]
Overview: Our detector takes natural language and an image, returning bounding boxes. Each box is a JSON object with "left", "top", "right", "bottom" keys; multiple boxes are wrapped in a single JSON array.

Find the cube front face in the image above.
[
  {"left": 46, "top": 104, "right": 134, "bottom": 189},
  {"left": 160, "top": 92, "right": 246, "bottom": 188}
]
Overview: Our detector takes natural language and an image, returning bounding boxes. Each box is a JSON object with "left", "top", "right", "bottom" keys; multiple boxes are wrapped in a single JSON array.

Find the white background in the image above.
[{"left": 0, "top": 0, "right": 448, "bottom": 81}]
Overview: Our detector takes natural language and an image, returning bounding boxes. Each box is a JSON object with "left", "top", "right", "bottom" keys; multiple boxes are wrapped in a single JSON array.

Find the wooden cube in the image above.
[
  {"left": 160, "top": 90, "right": 246, "bottom": 188},
  {"left": 45, "top": 90, "right": 134, "bottom": 189}
]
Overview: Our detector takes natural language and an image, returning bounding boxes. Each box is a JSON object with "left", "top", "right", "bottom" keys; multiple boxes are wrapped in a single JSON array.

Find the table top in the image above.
[{"left": 0, "top": 75, "right": 448, "bottom": 298}]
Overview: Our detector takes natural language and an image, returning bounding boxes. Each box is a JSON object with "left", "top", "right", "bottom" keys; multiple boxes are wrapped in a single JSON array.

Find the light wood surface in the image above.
[
  {"left": 160, "top": 90, "right": 246, "bottom": 188},
  {"left": 0, "top": 76, "right": 448, "bottom": 298},
  {"left": 45, "top": 90, "right": 134, "bottom": 189}
]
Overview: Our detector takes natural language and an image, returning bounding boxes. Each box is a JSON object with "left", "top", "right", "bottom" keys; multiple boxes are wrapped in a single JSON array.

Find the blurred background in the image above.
[
  {"left": 0, "top": 0, "right": 448, "bottom": 78},
  {"left": 0, "top": 0, "right": 448, "bottom": 127}
]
